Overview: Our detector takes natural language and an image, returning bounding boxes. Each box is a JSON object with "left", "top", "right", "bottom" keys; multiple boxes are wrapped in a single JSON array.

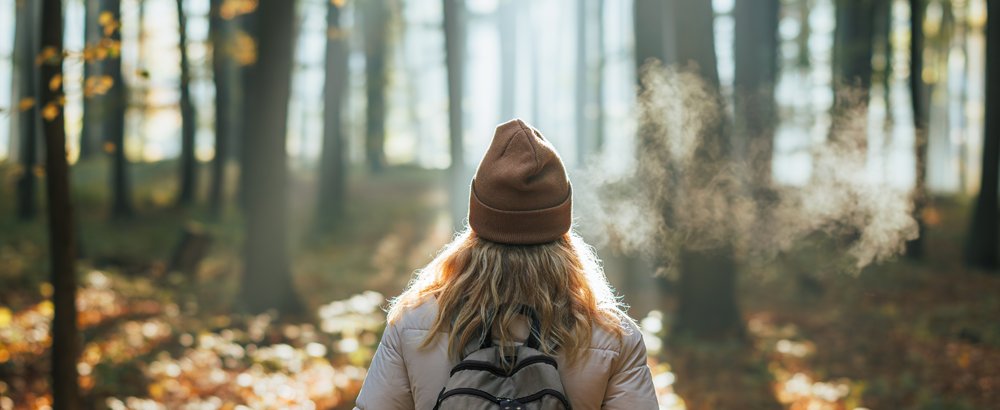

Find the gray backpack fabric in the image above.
[{"left": 433, "top": 306, "right": 571, "bottom": 410}]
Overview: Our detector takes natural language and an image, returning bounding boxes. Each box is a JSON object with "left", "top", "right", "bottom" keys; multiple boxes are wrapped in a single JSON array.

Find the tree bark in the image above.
[
  {"left": 176, "top": 0, "right": 198, "bottom": 205},
  {"left": 40, "top": 0, "right": 82, "bottom": 407},
  {"left": 208, "top": 0, "right": 232, "bottom": 217},
  {"left": 907, "top": 0, "right": 932, "bottom": 259},
  {"left": 363, "top": 0, "right": 388, "bottom": 174},
  {"left": 14, "top": 0, "right": 40, "bottom": 220},
  {"left": 80, "top": 0, "right": 100, "bottom": 160},
  {"left": 965, "top": 0, "right": 999, "bottom": 271},
  {"left": 444, "top": 0, "right": 465, "bottom": 230},
  {"left": 103, "top": 0, "right": 133, "bottom": 219},
  {"left": 238, "top": 0, "right": 304, "bottom": 315},
  {"left": 318, "top": 1, "right": 349, "bottom": 223},
  {"left": 733, "top": 0, "right": 779, "bottom": 196}
]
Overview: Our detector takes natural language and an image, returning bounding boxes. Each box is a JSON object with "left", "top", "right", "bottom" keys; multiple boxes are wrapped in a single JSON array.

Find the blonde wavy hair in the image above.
[{"left": 387, "top": 228, "right": 631, "bottom": 367}]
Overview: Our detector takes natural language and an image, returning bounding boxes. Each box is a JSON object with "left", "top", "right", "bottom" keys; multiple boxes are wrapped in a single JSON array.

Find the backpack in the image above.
[{"left": 433, "top": 305, "right": 572, "bottom": 410}]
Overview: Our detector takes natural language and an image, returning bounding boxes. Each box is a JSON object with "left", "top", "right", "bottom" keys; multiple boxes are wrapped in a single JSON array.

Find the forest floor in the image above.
[{"left": 0, "top": 159, "right": 998, "bottom": 410}]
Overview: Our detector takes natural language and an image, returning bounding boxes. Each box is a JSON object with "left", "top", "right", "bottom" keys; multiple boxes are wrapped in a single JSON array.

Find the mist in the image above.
[{"left": 576, "top": 61, "right": 919, "bottom": 271}]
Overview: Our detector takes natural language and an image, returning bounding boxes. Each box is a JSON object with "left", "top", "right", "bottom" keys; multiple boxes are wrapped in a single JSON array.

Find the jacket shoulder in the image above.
[
  {"left": 587, "top": 315, "right": 643, "bottom": 355},
  {"left": 391, "top": 298, "right": 440, "bottom": 331}
]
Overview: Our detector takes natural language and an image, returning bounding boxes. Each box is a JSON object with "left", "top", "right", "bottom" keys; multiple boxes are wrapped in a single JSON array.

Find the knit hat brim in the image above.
[{"left": 469, "top": 179, "right": 572, "bottom": 245}]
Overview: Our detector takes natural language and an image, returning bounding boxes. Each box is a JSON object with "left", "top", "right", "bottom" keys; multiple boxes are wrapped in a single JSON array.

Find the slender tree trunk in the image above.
[
  {"left": 828, "top": 0, "right": 879, "bottom": 154},
  {"left": 136, "top": 0, "right": 148, "bottom": 162},
  {"left": 673, "top": 0, "right": 742, "bottom": 339},
  {"left": 14, "top": 0, "right": 40, "bottom": 220},
  {"left": 40, "top": 0, "right": 81, "bottom": 407},
  {"left": 318, "top": 1, "right": 348, "bottom": 223},
  {"left": 209, "top": 0, "right": 229, "bottom": 217},
  {"left": 103, "top": 0, "right": 132, "bottom": 219},
  {"left": 907, "top": 0, "right": 931, "bottom": 258},
  {"left": 80, "top": 0, "right": 100, "bottom": 160},
  {"left": 965, "top": 0, "right": 999, "bottom": 271},
  {"left": 734, "top": 0, "right": 779, "bottom": 196},
  {"left": 239, "top": 0, "right": 303, "bottom": 315},
  {"left": 631, "top": 0, "right": 672, "bottom": 325},
  {"left": 498, "top": 0, "right": 515, "bottom": 121},
  {"left": 363, "top": 0, "right": 387, "bottom": 174},
  {"left": 531, "top": 34, "right": 540, "bottom": 125},
  {"left": 575, "top": 0, "right": 587, "bottom": 166},
  {"left": 797, "top": 0, "right": 812, "bottom": 68},
  {"left": 595, "top": 0, "right": 605, "bottom": 150},
  {"left": 177, "top": 0, "right": 197, "bottom": 205},
  {"left": 444, "top": 0, "right": 465, "bottom": 230},
  {"left": 236, "top": 8, "right": 258, "bottom": 210}
]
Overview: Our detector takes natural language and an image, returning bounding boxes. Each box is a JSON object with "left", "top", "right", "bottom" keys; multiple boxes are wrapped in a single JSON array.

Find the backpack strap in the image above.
[{"left": 477, "top": 304, "right": 542, "bottom": 350}]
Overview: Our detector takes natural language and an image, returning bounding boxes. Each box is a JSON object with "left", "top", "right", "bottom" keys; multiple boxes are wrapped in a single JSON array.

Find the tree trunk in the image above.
[
  {"left": 80, "top": 0, "right": 100, "bottom": 160},
  {"left": 318, "top": 1, "right": 349, "bottom": 224},
  {"left": 40, "top": 0, "right": 82, "bottom": 407},
  {"left": 363, "top": 0, "right": 388, "bottom": 174},
  {"left": 671, "top": 0, "right": 742, "bottom": 339},
  {"left": 531, "top": 32, "right": 540, "bottom": 125},
  {"left": 176, "top": 0, "right": 197, "bottom": 205},
  {"left": 828, "top": 0, "right": 879, "bottom": 154},
  {"left": 14, "top": 0, "right": 40, "bottom": 220},
  {"left": 208, "top": 0, "right": 232, "bottom": 217},
  {"left": 906, "top": 0, "right": 932, "bottom": 258},
  {"left": 239, "top": 0, "right": 304, "bottom": 315},
  {"left": 633, "top": 0, "right": 675, "bottom": 70},
  {"left": 631, "top": 0, "right": 673, "bottom": 326},
  {"left": 595, "top": 0, "right": 604, "bottom": 150},
  {"left": 965, "top": 0, "right": 999, "bottom": 271},
  {"left": 498, "top": 0, "right": 515, "bottom": 121},
  {"left": 444, "top": 0, "right": 465, "bottom": 230},
  {"left": 575, "top": 0, "right": 587, "bottom": 166},
  {"left": 733, "top": 0, "right": 779, "bottom": 196},
  {"left": 103, "top": 0, "right": 133, "bottom": 219},
  {"left": 236, "top": 7, "right": 259, "bottom": 210}
]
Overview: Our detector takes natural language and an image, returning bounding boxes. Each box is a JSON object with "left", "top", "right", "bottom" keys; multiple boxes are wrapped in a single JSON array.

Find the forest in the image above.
[{"left": 0, "top": 0, "right": 997, "bottom": 409}]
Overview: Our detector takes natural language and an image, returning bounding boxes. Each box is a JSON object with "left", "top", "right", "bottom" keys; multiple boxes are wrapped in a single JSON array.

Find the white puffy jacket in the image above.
[{"left": 354, "top": 299, "right": 659, "bottom": 409}]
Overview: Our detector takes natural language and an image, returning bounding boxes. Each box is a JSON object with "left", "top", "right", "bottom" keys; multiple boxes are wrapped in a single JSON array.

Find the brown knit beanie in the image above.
[{"left": 469, "top": 119, "right": 572, "bottom": 245}]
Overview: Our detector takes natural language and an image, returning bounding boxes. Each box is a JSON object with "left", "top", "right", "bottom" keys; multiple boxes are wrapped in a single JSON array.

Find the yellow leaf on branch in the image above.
[
  {"left": 18, "top": 97, "right": 35, "bottom": 112},
  {"left": 35, "top": 46, "right": 59, "bottom": 65},
  {"left": 103, "top": 22, "right": 120, "bottom": 37},
  {"left": 49, "top": 74, "right": 62, "bottom": 91},
  {"left": 221, "top": 0, "right": 258, "bottom": 19},
  {"left": 42, "top": 102, "right": 59, "bottom": 121},
  {"left": 99, "top": 11, "right": 114, "bottom": 25}
]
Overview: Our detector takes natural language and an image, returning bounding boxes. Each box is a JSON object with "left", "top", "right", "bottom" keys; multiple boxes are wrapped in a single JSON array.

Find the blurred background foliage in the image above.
[{"left": 0, "top": 0, "right": 998, "bottom": 409}]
